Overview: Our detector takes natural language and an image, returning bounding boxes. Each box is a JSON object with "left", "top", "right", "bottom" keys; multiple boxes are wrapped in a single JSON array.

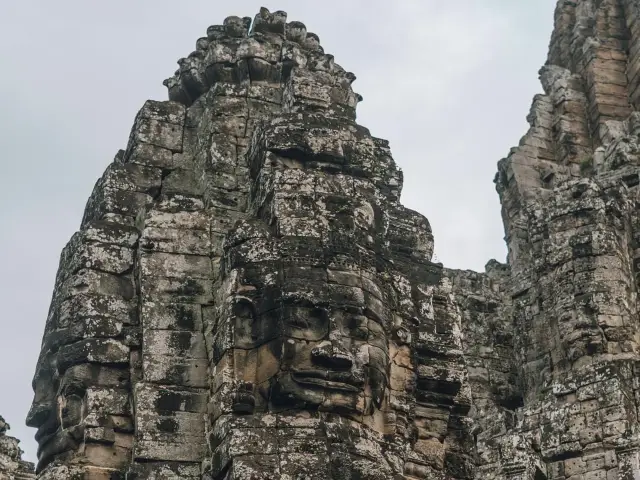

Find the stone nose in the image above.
[
  {"left": 26, "top": 401, "right": 51, "bottom": 429},
  {"left": 311, "top": 340, "right": 353, "bottom": 370}
]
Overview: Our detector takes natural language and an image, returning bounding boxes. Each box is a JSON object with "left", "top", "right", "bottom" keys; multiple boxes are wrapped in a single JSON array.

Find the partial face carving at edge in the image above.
[
  {"left": 27, "top": 362, "right": 131, "bottom": 473},
  {"left": 27, "top": 368, "right": 84, "bottom": 472}
]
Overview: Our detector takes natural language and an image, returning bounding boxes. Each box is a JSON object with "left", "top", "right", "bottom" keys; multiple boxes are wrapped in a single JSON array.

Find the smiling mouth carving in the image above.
[{"left": 291, "top": 370, "right": 364, "bottom": 392}]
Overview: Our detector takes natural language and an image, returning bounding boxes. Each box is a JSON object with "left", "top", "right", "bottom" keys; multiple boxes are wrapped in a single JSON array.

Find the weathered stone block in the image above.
[
  {"left": 135, "top": 383, "right": 208, "bottom": 414},
  {"left": 140, "top": 252, "right": 213, "bottom": 280},
  {"left": 134, "top": 439, "right": 206, "bottom": 463},
  {"left": 142, "top": 354, "right": 208, "bottom": 387},
  {"left": 57, "top": 338, "right": 130, "bottom": 372}
]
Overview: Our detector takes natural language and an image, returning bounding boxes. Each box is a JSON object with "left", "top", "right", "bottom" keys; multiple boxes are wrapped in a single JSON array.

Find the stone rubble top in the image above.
[{"left": 0, "top": 415, "right": 35, "bottom": 479}]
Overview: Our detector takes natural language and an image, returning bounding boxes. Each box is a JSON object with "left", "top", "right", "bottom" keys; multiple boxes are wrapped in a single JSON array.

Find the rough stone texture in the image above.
[
  {"left": 26, "top": 7, "right": 471, "bottom": 479},
  {"left": 25, "top": 2, "right": 640, "bottom": 479},
  {"left": 472, "top": 0, "right": 640, "bottom": 478},
  {"left": 0, "top": 415, "right": 35, "bottom": 479}
]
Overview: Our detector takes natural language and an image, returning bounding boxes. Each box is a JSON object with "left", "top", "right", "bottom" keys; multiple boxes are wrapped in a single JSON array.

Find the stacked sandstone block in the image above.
[
  {"left": 0, "top": 416, "right": 34, "bottom": 479},
  {"left": 27, "top": 7, "right": 475, "bottom": 480},
  {"left": 25, "top": 1, "right": 640, "bottom": 478}
]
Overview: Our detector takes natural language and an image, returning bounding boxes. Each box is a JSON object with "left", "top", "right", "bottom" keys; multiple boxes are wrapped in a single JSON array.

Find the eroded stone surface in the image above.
[
  {"left": 25, "top": 2, "right": 640, "bottom": 479},
  {"left": 477, "top": 0, "right": 640, "bottom": 478},
  {"left": 26, "top": 7, "right": 470, "bottom": 479},
  {"left": 0, "top": 415, "right": 35, "bottom": 479}
]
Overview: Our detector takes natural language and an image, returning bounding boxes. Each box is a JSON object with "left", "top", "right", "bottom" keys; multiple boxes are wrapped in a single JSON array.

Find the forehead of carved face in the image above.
[{"left": 269, "top": 301, "right": 390, "bottom": 415}]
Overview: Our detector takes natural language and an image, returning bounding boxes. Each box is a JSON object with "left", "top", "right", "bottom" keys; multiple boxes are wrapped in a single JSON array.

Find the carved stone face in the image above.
[
  {"left": 270, "top": 300, "right": 389, "bottom": 415},
  {"left": 27, "top": 366, "right": 85, "bottom": 471},
  {"left": 220, "top": 148, "right": 394, "bottom": 417},
  {"left": 219, "top": 251, "right": 392, "bottom": 417}
]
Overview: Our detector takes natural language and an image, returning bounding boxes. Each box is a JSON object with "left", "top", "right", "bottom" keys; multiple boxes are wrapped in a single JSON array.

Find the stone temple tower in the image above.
[
  {"left": 26, "top": 7, "right": 472, "bottom": 479},
  {"left": 23, "top": 1, "right": 640, "bottom": 479},
  {"left": 468, "top": 0, "right": 640, "bottom": 478}
]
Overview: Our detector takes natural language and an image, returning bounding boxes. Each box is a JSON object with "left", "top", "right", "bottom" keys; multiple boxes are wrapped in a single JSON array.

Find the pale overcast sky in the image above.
[{"left": 0, "top": 0, "right": 556, "bottom": 461}]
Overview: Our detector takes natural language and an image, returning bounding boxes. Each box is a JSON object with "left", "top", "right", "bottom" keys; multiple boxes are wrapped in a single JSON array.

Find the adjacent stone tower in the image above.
[
  {"left": 463, "top": 0, "right": 640, "bottom": 478},
  {"left": 26, "top": 1, "right": 640, "bottom": 479}
]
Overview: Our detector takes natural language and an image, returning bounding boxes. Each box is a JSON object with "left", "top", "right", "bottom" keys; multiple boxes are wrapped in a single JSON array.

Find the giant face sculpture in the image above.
[
  {"left": 221, "top": 223, "right": 392, "bottom": 418},
  {"left": 216, "top": 127, "right": 398, "bottom": 417},
  {"left": 27, "top": 8, "right": 475, "bottom": 478},
  {"left": 271, "top": 288, "right": 390, "bottom": 415}
]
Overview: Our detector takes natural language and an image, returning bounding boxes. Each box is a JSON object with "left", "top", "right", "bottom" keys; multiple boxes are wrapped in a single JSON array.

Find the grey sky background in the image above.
[{"left": 0, "top": 0, "right": 556, "bottom": 462}]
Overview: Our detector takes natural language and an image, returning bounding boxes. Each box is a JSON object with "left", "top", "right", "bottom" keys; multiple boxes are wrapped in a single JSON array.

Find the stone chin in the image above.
[
  {"left": 34, "top": 429, "right": 79, "bottom": 473},
  {"left": 26, "top": 408, "right": 59, "bottom": 472}
]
